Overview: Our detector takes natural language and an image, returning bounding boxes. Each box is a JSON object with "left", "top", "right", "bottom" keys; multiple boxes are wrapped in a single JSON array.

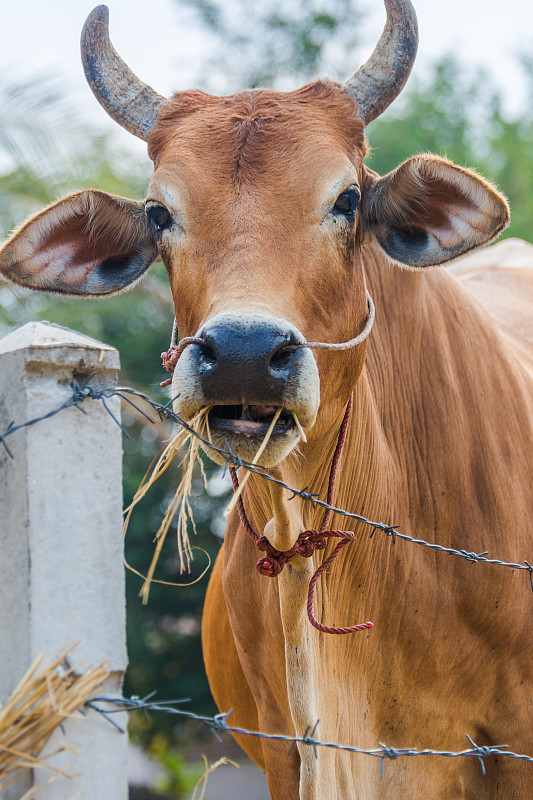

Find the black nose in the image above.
[{"left": 195, "top": 316, "right": 302, "bottom": 405}]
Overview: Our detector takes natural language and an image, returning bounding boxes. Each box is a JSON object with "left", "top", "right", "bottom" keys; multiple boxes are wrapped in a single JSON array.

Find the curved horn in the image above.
[
  {"left": 345, "top": 0, "right": 418, "bottom": 126},
  {"left": 81, "top": 5, "right": 167, "bottom": 141}
]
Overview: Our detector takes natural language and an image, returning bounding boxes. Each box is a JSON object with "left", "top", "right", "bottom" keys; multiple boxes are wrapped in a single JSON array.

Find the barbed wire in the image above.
[
  {"left": 86, "top": 694, "right": 533, "bottom": 778},
  {"left": 2, "top": 378, "right": 532, "bottom": 590},
  {"left": 4, "top": 378, "right": 533, "bottom": 782},
  {"left": 0, "top": 390, "right": 91, "bottom": 459}
]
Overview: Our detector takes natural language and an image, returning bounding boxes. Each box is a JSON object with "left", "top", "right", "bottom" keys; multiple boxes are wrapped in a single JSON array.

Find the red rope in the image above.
[
  {"left": 160, "top": 337, "right": 204, "bottom": 387},
  {"left": 230, "top": 397, "right": 373, "bottom": 635},
  {"left": 306, "top": 539, "right": 373, "bottom": 634}
]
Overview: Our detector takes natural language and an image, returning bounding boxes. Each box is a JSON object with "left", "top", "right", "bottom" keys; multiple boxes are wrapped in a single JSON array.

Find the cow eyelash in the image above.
[
  {"left": 146, "top": 203, "right": 172, "bottom": 233},
  {"left": 332, "top": 187, "right": 360, "bottom": 218}
]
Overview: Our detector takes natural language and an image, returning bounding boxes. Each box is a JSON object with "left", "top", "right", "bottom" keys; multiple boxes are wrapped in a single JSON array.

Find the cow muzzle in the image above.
[{"left": 171, "top": 314, "right": 320, "bottom": 466}]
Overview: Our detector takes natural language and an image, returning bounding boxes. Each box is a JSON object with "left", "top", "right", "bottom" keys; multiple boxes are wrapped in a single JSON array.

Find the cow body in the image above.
[
  {"left": 203, "top": 245, "right": 533, "bottom": 798},
  {"left": 450, "top": 238, "right": 533, "bottom": 368},
  {"left": 0, "top": 2, "right": 531, "bottom": 797}
]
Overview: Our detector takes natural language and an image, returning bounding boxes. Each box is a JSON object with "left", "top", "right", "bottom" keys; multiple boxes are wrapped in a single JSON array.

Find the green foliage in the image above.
[
  {"left": 366, "top": 57, "right": 489, "bottom": 173},
  {"left": 149, "top": 735, "right": 204, "bottom": 797},
  {"left": 0, "top": 262, "right": 225, "bottom": 737},
  {"left": 483, "top": 100, "right": 533, "bottom": 241},
  {"left": 0, "top": 74, "right": 151, "bottom": 237},
  {"left": 0, "top": 74, "right": 223, "bottom": 743}
]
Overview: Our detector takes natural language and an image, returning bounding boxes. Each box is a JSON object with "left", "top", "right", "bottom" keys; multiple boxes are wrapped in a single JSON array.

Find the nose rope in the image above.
[
  {"left": 229, "top": 396, "right": 373, "bottom": 635},
  {"left": 160, "top": 291, "right": 375, "bottom": 387},
  {"left": 286, "top": 290, "right": 375, "bottom": 352}
]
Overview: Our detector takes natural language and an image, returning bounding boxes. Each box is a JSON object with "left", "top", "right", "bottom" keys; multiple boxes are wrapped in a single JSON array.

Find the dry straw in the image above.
[
  {"left": 0, "top": 648, "right": 108, "bottom": 798},
  {"left": 292, "top": 412, "right": 307, "bottom": 443},
  {"left": 223, "top": 407, "right": 282, "bottom": 518},
  {"left": 191, "top": 755, "right": 239, "bottom": 800},
  {"left": 124, "top": 407, "right": 212, "bottom": 604},
  {"left": 125, "top": 403, "right": 291, "bottom": 602}
]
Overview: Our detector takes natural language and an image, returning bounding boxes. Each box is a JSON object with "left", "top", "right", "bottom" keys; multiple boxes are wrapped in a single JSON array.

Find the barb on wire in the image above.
[
  {"left": 87, "top": 694, "right": 533, "bottom": 776},
  {"left": 2, "top": 380, "right": 533, "bottom": 590},
  {"left": 0, "top": 387, "right": 88, "bottom": 459}
]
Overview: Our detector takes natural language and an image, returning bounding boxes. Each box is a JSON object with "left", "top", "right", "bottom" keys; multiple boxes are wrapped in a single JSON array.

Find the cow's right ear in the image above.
[{"left": 0, "top": 190, "right": 159, "bottom": 296}]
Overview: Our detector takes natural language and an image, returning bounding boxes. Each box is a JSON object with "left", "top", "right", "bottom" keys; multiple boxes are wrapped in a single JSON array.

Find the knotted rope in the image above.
[{"left": 230, "top": 397, "right": 373, "bottom": 635}]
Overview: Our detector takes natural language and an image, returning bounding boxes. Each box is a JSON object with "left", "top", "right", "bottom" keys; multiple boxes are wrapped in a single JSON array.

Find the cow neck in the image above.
[{"left": 229, "top": 397, "right": 373, "bottom": 635}]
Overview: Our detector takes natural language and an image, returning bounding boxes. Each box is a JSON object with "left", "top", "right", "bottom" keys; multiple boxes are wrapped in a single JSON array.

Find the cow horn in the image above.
[
  {"left": 81, "top": 5, "right": 167, "bottom": 141},
  {"left": 345, "top": 0, "right": 418, "bottom": 126}
]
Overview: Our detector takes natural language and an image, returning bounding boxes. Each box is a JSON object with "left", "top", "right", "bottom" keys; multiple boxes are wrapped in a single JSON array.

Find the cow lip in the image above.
[{"left": 208, "top": 404, "right": 294, "bottom": 437}]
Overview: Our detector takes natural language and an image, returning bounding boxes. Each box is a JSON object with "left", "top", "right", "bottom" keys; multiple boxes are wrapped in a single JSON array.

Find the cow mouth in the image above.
[{"left": 207, "top": 404, "right": 295, "bottom": 437}]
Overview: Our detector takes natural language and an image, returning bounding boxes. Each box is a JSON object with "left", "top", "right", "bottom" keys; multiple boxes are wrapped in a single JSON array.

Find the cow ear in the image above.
[
  {"left": 360, "top": 155, "right": 510, "bottom": 268},
  {"left": 0, "top": 190, "right": 159, "bottom": 295}
]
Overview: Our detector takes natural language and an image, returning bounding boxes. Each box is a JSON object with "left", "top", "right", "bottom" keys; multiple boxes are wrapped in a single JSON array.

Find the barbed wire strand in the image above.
[
  {"left": 2, "top": 379, "right": 532, "bottom": 589},
  {"left": 86, "top": 695, "right": 533, "bottom": 778}
]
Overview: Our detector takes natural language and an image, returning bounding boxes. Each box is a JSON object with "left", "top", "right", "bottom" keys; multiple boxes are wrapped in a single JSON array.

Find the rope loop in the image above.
[
  {"left": 257, "top": 556, "right": 284, "bottom": 577},
  {"left": 160, "top": 335, "right": 205, "bottom": 386}
]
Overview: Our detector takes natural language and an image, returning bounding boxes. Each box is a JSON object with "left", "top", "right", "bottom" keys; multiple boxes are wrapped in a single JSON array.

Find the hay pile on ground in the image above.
[{"left": 0, "top": 649, "right": 108, "bottom": 798}]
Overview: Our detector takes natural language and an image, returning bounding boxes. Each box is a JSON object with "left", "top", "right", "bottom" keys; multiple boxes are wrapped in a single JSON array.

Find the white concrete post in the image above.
[{"left": 0, "top": 321, "right": 128, "bottom": 799}]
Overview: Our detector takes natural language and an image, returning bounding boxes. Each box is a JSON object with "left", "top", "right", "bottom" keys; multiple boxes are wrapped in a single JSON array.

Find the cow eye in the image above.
[
  {"left": 333, "top": 188, "right": 360, "bottom": 217},
  {"left": 147, "top": 204, "right": 172, "bottom": 233}
]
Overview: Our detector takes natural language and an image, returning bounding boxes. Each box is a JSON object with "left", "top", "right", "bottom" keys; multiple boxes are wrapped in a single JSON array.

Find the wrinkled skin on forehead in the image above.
[{"left": 147, "top": 81, "right": 370, "bottom": 435}]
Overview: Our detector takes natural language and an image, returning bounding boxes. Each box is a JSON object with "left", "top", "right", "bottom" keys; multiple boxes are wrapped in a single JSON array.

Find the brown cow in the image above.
[{"left": 1, "top": 2, "right": 532, "bottom": 797}]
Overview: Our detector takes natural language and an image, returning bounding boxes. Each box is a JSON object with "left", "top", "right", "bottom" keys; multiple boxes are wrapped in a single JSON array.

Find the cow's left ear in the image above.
[
  {"left": 360, "top": 155, "right": 510, "bottom": 267},
  {"left": 0, "top": 190, "right": 159, "bottom": 296}
]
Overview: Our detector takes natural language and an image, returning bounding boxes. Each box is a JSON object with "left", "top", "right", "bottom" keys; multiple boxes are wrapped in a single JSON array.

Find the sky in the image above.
[{"left": 0, "top": 0, "right": 531, "bottom": 151}]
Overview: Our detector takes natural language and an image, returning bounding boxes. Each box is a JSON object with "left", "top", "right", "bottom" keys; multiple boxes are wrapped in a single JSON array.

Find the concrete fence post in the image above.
[{"left": 0, "top": 321, "right": 128, "bottom": 799}]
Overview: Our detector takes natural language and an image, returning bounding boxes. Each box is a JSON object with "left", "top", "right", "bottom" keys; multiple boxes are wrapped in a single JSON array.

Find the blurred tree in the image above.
[
  {"left": 366, "top": 54, "right": 533, "bottom": 239},
  {"left": 482, "top": 96, "right": 533, "bottom": 242},
  {"left": 176, "top": 0, "right": 364, "bottom": 91},
  {"left": 363, "top": 29, "right": 533, "bottom": 194},
  {"left": 0, "top": 74, "right": 150, "bottom": 236},
  {"left": 365, "top": 57, "right": 489, "bottom": 174}
]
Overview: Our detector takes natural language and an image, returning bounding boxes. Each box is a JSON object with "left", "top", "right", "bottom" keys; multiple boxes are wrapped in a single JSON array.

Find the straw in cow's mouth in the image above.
[
  {"left": 224, "top": 407, "right": 283, "bottom": 517},
  {"left": 124, "top": 402, "right": 302, "bottom": 599},
  {"left": 124, "top": 406, "right": 211, "bottom": 602},
  {"left": 208, "top": 404, "right": 294, "bottom": 436}
]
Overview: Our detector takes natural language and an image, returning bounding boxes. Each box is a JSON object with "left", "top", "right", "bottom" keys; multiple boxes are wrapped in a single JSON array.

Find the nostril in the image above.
[
  {"left": 269, "top": 346, "right": 293, "bottom": 371},
  {"left": 198, "top": 342, "right": 217, "bottom": 364}
]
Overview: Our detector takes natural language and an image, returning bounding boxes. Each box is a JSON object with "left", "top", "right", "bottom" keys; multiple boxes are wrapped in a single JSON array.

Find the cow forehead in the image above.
[
  {"left": 149, "top": 155, "right": 359, "bottom": 226},
  {"left": 147, "top": 80, "right": 367, "bottom": 202}
]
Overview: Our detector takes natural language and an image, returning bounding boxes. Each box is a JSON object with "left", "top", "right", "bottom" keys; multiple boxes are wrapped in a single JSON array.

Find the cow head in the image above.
[{"left": 0, "top": 1, "right": 509, "bottom": 467}]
